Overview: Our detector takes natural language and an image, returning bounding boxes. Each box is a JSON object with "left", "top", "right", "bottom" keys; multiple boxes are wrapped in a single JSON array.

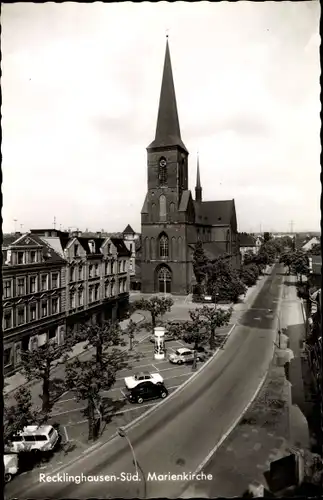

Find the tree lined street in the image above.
[{"left": 5, "top": 265, "right": 283, "bottom": 499}]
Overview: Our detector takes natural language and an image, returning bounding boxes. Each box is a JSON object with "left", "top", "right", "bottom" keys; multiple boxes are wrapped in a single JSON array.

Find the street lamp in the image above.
[
  {"left": 117, "top": 427, "right": 138, "bottom": 476},
  {"left": 268, "top": 309, "right": 282, "bottom": 348}
]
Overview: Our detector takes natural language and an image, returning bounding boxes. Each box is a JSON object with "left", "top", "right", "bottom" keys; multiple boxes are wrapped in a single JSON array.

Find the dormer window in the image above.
[
  {"left": 17, "top": 252, "right": 24, "bottom": 265},
  {"left": 74, "top": 244, "right": 79, "bottom": 257},
  {"left": 107, "top": 243, "right": 111, "bottom": 254},
  {"left": 89, "top": 240, "right": 95, "bottom": 254},
  {"left": 30, "top": 251, "right": 36, "bottom": 263}
]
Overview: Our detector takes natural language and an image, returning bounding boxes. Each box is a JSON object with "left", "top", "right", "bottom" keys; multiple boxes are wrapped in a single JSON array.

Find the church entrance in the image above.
[{"left": 157, "top": 266, "right": 172, "bottom": 294}]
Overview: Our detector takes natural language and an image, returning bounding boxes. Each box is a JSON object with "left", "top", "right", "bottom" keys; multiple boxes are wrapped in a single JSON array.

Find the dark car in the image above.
[{"left": 127, "top": 382, "right": 168, "bottom": 404}]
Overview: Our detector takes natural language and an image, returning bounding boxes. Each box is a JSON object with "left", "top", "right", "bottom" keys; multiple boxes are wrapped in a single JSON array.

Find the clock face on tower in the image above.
[{"left": 159, "top": 158, "right": 167, "bottom": 168}]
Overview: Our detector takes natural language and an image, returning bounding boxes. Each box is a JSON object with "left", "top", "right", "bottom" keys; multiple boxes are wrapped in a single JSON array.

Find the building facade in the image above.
[
  {"left": 239, "top": 233, "right": 262, "bottom": 262},
  {"left": 141, "top": 39, "right": 240, "bottom": 295},
  {"left": 3, "top": 233, "right": 66, "bottom": 375},
  {"left": 3, "top": 229, "right": 131, "bottom": 375}
]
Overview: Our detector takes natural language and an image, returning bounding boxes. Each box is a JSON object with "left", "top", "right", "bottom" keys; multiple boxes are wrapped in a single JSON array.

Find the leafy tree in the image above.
[
  {"left": 74, "top": 320, "right": 126, "bottom": 371},
  {"left": 292, "top": 251, "right": 309, "bottom": 283},
  {"left": 179, "top": 306, "right": 232, "bottom": 351},
  {"left": 20, "top": 335, "right": 74, "bottom": 414},
  {"left": 192, "top": 241, "right": 209, "bottom": 296},
  {"left": 308, "top": 243, "right": 321, "bottom": 255},
  {"left": 123, "top": 318, "right": 139, "bottom": 351},
  {"left": 240, "top": 264, "right": 259, "bottom": 287},
  {"left": 4, "top": 387, "right": 39, "bottom": 445},
  {"left": 279, "top": 251, "right": 295, "bottom": 274},
  {"left": 65, "top": 349, "right": 129, "bottom": 441},
  {"left": 133, "top": 296, "right": 174, "bottom": 329},
  {"left": 206, "top": 257, "right": 247, "bottom": 303},
  {"left": 264, "top": 232, "right": 271, "bottom": 243},
  {"left": 243, "top": 250, "right": 257, "bottom": 266}
]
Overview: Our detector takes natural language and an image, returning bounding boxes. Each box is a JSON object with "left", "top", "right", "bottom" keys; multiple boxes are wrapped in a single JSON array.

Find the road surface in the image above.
[{"left": 6, "top": 266, "right": 283, "bottom": 499}]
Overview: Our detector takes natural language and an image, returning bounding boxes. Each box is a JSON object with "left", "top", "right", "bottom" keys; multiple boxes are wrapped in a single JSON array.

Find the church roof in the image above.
[
  {"left": 239, "top": 233, "right": 256, "bottom": 247},
  {"left": 178, "top": 190, "right": 192, "bottom": 212},
  {"left": 147, "top": 39, "right": 188, "bottom": 153},
  {"left": 194, "top": 200, "right": 235, "bottom": 226}
]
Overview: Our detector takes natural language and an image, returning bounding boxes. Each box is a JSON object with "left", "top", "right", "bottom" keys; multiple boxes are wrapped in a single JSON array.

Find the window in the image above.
[
  {"left": 17, "top": 278, "right": 25, "bottom": 296},
  {"left": 158, "top": 157, "right": 167, "bottom": 185},
  {"left": 110, "top": 282, "right": 114, "bottom": 297},
  {"left": 95, "top": 264, "right": 99, "bottom": 277},
  {"left": 107, "top": 243, "right": 111, "bottom": 254},
  {"left": 52, "top": 297, "right": 59, "bottom": 314},
  {"left": 89, "top": 264, "right": 93, "bottom": 278},
  {"left": 41, "top": 301, "right": 48, "bottom": 317},
  {"left": 89, "top": 286, "right": 94, "bottom": 303},
  {"left": 78, "top": 289, "right": 84, "bottom": 306},
  {"left": 4, "top": 310, "right": 12, "bottom": 329},
  {"left": 105, "top": 282, "right": 109, "bottom": 297},
  {"left": 74, "top": 244, "right": 79, "bottom": 257},
  {"left": 119, "top": 280, "right": 123, "bottom": 294},
  {"left": 4, "top": 280, "right": 12, "bottom": 298},
  {"left": 118, "top": 261, "right": 121, "bottom": 273},
  {"left": 41, "top": 275, "right": 48, "bottom": 291},
  {"left": 17, "top": 252, "right": 24, "bottom": 264},
  {"left": 105, "top": 261, "right": 109, "bottom": 275},
  {"left": 30, "top": 251, "right": 36, "bottom": 263},
  {"left": 70, "top": 292, "right": 76, "bottom": 309},
  {"left": 110, "top": 261, "right": 114, "bottom": 274},
  {"left": 123, "top": 260, "right": 126, "bottom": 272},
  {"left": 17, "top": 307, "right": 25, "bottom": 325},
  {"left": 52, "top": 273, "right": 59, "bottom": 289},
  {"left": 30, "top": 276, "right": 37, "bottom": 293},
  {"left": 4, "top": 348, "right": 12, "bottom": 367},
  {"left": 70, "top": 267, "right": 75, "bottom": 282},
  {"left": 30, "top": 303, "right": 37, "bottom": 321},
  {"left": 159, "top": 195, "right": 167, "bottom": 221},
  {"left": 78, "top": 266, "right": 83, "bottom": 280},
  {"left": 159, "top": 234, "right": 169, "bottom": 258},
  {"left": 94, "top": 284, "right": 99, "bottom": 301},
  {"left": 89, "top": 240, "right": 95, "bottom": 254}
]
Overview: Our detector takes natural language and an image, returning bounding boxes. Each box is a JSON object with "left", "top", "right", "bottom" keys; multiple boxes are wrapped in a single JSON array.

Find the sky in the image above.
[{"left": 2, "top": 1, "right": 321, "bottom": 235}]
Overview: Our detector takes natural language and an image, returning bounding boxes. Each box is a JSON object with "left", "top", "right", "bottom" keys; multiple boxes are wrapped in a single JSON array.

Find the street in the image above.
[{"left": 5, "top": 265, "right": 283, "bottom": 499}]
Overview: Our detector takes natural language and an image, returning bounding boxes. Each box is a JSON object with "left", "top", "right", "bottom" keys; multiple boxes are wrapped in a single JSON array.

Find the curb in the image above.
[
  {"left": 4, "top": 314, "right": 146, "bottom": 397},
  {"left": 122, "top": 322, "right": 237, "bottom": 434}
]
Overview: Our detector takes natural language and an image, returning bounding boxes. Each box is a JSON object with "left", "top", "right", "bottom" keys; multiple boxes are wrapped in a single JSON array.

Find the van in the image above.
[{"left": 7, "top": 425, "right": 59, "bottom": 454}]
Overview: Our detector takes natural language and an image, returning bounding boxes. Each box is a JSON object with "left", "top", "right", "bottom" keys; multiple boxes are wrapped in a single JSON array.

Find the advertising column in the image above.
[{"left": 153, "top": 326, "right": 165, "bottom": 360}]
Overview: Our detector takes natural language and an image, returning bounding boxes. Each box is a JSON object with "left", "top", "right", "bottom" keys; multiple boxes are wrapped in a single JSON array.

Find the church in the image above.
[{"left": 141, "top": 39, "right": 240, "bottom": 295}]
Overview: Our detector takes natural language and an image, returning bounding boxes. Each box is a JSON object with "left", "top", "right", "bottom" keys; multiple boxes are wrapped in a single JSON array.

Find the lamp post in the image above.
[
  {"left": 268, "top": 309, "right": 282, "bottom": 348},
  {"left": 117, "top": 427, "right": 138, "bottom": 476}
]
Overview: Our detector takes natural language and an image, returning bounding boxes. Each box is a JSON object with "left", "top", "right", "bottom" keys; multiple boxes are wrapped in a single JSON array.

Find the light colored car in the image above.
[
  {"left": 4, "top": 454, "right": 19, "bottom": 482},
  {"left": 124, "top": 371, "right": 164, "bottom": 390},
  {"left": 7, "top": 425, "right": 59, "bottom": 454},
  {"left": 169, "top": 347, "right": 197, "bottom": 364}
]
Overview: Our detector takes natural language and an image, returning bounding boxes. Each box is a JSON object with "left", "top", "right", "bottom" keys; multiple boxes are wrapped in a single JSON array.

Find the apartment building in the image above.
[{"left": 2, "top": 232, "right": 66, "bottom": 375}]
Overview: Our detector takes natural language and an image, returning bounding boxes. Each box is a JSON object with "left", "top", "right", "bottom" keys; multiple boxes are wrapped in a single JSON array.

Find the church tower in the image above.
[{"left": 141, "top": 38, "right": 195, "bottom": 295}]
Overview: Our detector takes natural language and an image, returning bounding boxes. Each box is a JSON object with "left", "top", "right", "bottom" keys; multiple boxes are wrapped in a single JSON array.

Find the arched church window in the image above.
[
  {"left": 159, "top": 195, "right": 167, "bottom": 222},
  {"left": 158, "top": 157, "right": 167, "bottom": 185},
  {"left": 159, "top": 234, "right": 169, "bottom": 258},
  {"left": 157, "top": 266, "right": 172, "bottom": 294}
]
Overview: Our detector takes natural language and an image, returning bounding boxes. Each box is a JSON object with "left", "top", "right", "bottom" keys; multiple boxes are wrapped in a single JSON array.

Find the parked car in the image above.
[
  {"left": 6, "top": 425, "right": 60, "bottom": 454},
  {"left": 127, "top": 382, "right": 168, "bottom": 404},
  {"left": 124, "top": 371, "right": 164, "bottom": 390},
  {"left": 4, "top": 454, "right": 19, "bottom": 483},
  {"left": 169, "top": 347, "right": 199, "bottom": 364}
]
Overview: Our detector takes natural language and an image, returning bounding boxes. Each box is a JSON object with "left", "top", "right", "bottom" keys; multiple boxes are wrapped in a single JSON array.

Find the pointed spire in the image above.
[
  {"left": 195, "top": 152, "right": 202, "bottom": 203},
  {"left": 147, "top": 38, "right": 188, "bottom": 152}
]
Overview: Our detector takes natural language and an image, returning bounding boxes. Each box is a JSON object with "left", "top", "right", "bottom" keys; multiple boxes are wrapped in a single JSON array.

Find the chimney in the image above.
[{"left": 96, "top": 231, "right": 101, "bottom": 237}]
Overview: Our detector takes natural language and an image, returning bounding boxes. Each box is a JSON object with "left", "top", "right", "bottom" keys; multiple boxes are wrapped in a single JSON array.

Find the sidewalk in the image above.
[{"left": 3, "top": 312, "right": 145, "bottom": 398}]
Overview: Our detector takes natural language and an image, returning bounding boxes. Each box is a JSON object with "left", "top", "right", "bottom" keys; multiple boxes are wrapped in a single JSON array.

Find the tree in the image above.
[
  {"left": 74, "top": 320, "right": 126, "bottom": 371},
  {"left": 279, "top": 251, "right": 295, "bottom": 274},
  {"left": 243, "top": 250, "right": 257, "bottom": 266},
  {"left": 179, "top": 306, "right": 232, "bottom": 352},
  {"left": 4, "top": 387, "right": 39, "bottom": 445},
  {"left": 264, "top": 232, "right": 271, "bottom": 243},
  {"left": 20, "top": 335, "right": 74, "bottom": 414},
  {"left": 240, "top": 264, "right": 259, "bottom": 287},
  {"left": 192, "top": 241, "right": 209, "bottom": 297},
  {"left": 292, "top": 251, "right": 309, "bottom": 283},
  {"left": 133, "top": 296, "right": 174, "bottom": 329},
  {"left": 206, "top": 257, "right": 247, "bottom": 303},
  {"left": 124, "top": 319, "right": 139, "bottom": 351},
  {"left": 308, "top": 243, "right": 321, "bottom": 255},
  {"left": 65, "top": 349, "right": 129, "bottom": 441}
]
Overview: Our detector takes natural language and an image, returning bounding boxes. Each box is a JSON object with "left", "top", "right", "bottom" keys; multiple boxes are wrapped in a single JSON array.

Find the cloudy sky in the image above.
[{"left": 2, "top": 1, "right": 321, "bottom": 234}]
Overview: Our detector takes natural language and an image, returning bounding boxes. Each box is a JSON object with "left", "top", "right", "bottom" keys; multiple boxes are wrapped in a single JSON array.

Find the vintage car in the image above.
[{"left": 124, "top": 371, "right": 164, "bottom": 390}]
